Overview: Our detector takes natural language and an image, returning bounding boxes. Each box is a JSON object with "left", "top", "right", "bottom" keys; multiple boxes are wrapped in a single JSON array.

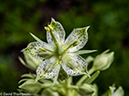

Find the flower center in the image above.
[{"left": 56, "top": 45, "right": 64, "bottom": 56}]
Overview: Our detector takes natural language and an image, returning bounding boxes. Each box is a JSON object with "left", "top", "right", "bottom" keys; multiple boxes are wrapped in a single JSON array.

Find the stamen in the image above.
[
  {"left": 48, "top": 25, "right": 54, "bottom": 30},
  {"left": 39, "top": 47, "right": 47, "bottom": 52},
  {"left": 56, "top": 61, "right": 59, "bottom": 65},
  {"left": 56, "top": 60, "right": 62, "bottom": 65},
  {"left": 44, "top": 26, "right": 50, "bottom": 31},
  {"left": 59, "top": 61, "right": 62, "bottom": 64},
  {"left": 64, "top": 40, "right": 78, "bottom": 53},
  {"left": 73, "top": 40, "right": 78, "bottom": 46}
]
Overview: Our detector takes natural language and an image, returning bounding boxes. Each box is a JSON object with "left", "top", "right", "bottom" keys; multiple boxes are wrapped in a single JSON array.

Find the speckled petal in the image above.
[
  {"left": 62, "top": 53, "right": 88, "bottom": 76},
  {"left": 61, "top": 62, "right": 86, "bottom": 76},
  {"left": 22, "top": 41, "right": 55, "bottom": 60},
  {"left": 44, "top": 64, "right": 60, "bottom": 79},
  {"left": 69, "top": 53, "right": 88, "bottom": 71},
  {"left": 36, "top": 56, "right": 60, "bottom": 81},
  {"left": 64, "top": 26, "right": 89, "bottom": 52},
  {"left": 47, "top": 18, "right": 65, "bottom": 45}
]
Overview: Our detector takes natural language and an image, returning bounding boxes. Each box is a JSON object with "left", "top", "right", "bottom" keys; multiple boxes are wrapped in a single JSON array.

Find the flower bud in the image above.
[
  {"left": 19, "top": 79, "right": 42, "bottom": 94},
  {"left": 109, "top": 86, "right": 124, "bottom": 96},
  {"left": 19, "top": 52, "right": 42, "bottom": 70},
  {"left": 78, "top": 84, "right": 95, "bottom": 95},
  {"left": 92, "top": 50, "right": 114, "bottom": 71}
]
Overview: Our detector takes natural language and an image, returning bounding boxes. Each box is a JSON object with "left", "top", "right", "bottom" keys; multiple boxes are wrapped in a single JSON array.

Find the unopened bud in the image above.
[
  {"left": 19, "top": 52, "right": 42, "bottom": 70},
  {"left": 109, "top": 85, "right": 124, "bottom": 96},
  {"left": 78, "top": 84, "right": 95, "bottom": 95},
  {"left": 92, "top": 50, "right": 114, "bottom": 71}
]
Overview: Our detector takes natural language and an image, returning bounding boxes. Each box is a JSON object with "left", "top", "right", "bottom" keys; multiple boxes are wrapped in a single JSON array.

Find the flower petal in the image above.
[
  {"left": 44, "top": 64, "right": 60, "bottom": 79},
  {"left": 36, "top": 57, "right": 60, "bottom": 81},
  {"left": 61, "top": 62, "right": 86, "bottom": 76},
  {"left": 62, "top": 53, "right": 88, "bottom": 76},
  {"left": 64, "top": 26, "right": 89, "bottom": 52},
  {"left": 47, "top": 18, "right": 65, "bottom": 45},
  {"left": 22, "top": 41, "right": 55, "bottom": 60}
]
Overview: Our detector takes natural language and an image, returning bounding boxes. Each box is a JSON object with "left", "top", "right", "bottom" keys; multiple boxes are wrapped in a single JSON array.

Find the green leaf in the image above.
[
  {"left": 18, "top": 56, "right": 29, "bottom": 68},
  {"left": 84, "top": 71, "right": 100, "bottom": 84},
  {"left": 18, "top": 79, "right": 29, "bottom": 84},
  {"left": 39, "top": 79, "right": 53, "bottom": 84},
  {"left": 42, "top": 88, "right": 59, "bottom": 96},
  {"left": 21, "top": 73, "right": 36, "bottom": 78},
  {"left": 30, "top": 33, "right": 42, "bottom": 42},
  {"left": 74, "top": 50, "right": 97, "bottom": 55}
]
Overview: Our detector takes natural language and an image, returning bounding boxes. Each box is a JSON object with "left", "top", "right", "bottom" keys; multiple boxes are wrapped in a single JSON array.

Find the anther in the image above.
[
  {"left": 48, "top": 25, "right": 54, "bottom": 30},
  {"left": 59, "top": 61, "right": 62, "bottom": 64},
  {"left": 56, "top": 60, "right": 62, "bottom": 65},
  {"left": 39, "top": 47, "right": 46, "bottom": 52},
  {"left": 56, "top": 61, "right": 59, "bottom": 65},
  {"left": 44, "top": 26, "right": 50, "bottom": 31},
  {"left": 73, "top": 40, "right": 78, "bottom": 46}
]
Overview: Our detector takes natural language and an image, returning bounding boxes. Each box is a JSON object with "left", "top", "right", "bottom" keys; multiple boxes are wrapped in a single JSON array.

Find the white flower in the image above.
[{"left": 22, "top": 18, "right": 95, "bottom": 81}]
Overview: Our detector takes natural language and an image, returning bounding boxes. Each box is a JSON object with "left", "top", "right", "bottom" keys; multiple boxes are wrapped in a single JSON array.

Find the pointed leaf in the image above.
[
  {"left": 21, "top": 73, "right": 36, "bottom": 78},
  {"left": 18, "top": 57, "right": 29, "bottom": 68},
  {"left": 18, "top": 79, "right": 29, "bottom": 84},
  {"left": 30, "top": 33, "right": 42, "bottom": 42},
  {"left": 74, "top": 50, "right": 97, "bottom": 55},
  {"left": 84, "top": 71, "right": 100, "bottom": 84}
]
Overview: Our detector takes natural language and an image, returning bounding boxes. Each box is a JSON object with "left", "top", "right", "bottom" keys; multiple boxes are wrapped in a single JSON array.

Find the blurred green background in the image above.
[{"left": 0, "top": 0, "right": 129, "bottom": 95}]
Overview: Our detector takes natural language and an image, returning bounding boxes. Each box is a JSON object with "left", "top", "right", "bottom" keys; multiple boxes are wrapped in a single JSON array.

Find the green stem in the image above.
[
  {"left": 76, "top": 68, "right": 95, "bottom": 86},
  {"left": 65, "top": 77, "right": 72, "bottom": 96}
]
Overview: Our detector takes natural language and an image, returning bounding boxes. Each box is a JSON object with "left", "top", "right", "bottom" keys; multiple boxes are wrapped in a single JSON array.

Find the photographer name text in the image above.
[{"left": 0, "top": 92, "right": 30, "bottom": 96}]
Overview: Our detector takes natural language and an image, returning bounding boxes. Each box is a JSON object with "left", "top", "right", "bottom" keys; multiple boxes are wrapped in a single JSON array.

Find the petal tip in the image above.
[
  {"left": 86, "top": 26, "right": 90, "bottom": 31},
  {"left": 51, "top": 18, "right": 55, "bottom": 22}
]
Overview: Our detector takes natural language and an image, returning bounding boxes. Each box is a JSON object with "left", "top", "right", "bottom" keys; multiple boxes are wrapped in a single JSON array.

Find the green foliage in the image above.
[
  {"left": 0, "top": 55, "right": 19, "bottom": 92},
  {"left": 0, "top": 0, "right": 43, "bottom": 50},
  {"left": 0, "top": 0, "right": 129, "bottom": 95}
]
